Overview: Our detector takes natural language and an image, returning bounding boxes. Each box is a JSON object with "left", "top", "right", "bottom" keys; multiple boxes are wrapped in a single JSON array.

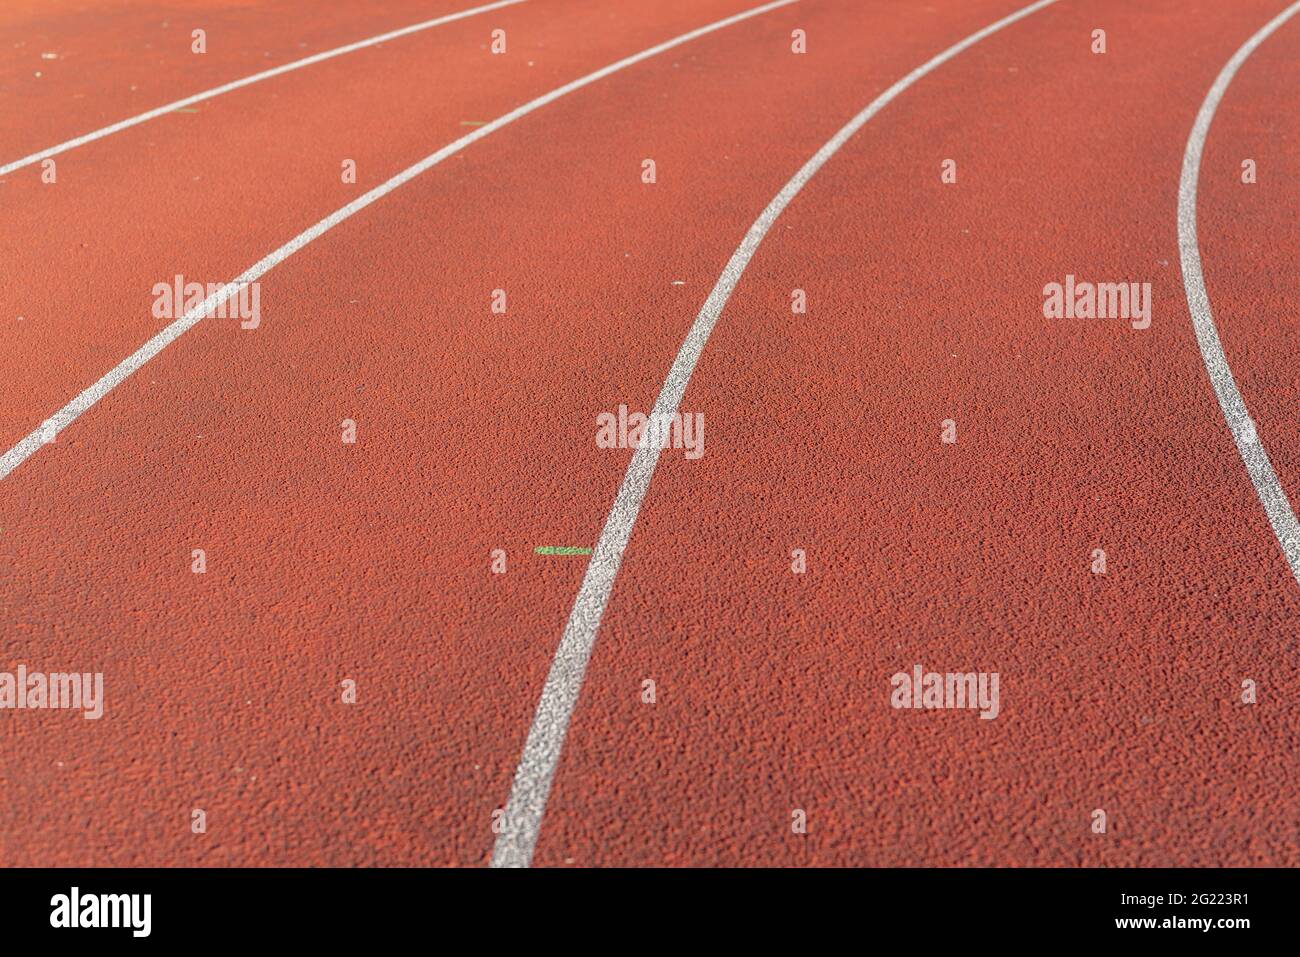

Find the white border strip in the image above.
[
  {"left": 490, "top": 0, "right": 1062, "bottom": 869},
  {"left": 1178, "top": 0, "right": 1300, "bottom": 586},
  {"left": 0, "top": 0, "right": 526, "bottom": 177},
  {"left": 0, "top": 0, "right": 800, "bottom": 482}
]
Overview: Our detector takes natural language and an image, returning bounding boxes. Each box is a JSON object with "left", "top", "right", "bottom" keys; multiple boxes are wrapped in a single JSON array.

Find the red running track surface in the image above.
[{"left": 0, "top": 0, "right": 1296, "bottom": 866}]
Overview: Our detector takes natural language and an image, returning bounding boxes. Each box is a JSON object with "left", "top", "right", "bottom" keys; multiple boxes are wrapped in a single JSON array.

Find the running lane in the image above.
[
  {"left": 0, "top": 0, "right": 1027, "bottom": 866},
  {"left": 0, "top": 0, "right": 521, "bottom": 161},
  {"left": 531, "top": 0, "right": 1300, "bottom": 866},
  {"left": 0, "top": 0, "right": 779, "bottom": 460}
]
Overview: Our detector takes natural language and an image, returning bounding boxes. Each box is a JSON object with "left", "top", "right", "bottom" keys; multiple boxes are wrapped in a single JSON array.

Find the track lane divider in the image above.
[
  {"left": 490, "top": 0, "right": 1064, "bottom": 869},
  {"left": 1178, "top": 0, "right": 1300, "bottom": 590}
]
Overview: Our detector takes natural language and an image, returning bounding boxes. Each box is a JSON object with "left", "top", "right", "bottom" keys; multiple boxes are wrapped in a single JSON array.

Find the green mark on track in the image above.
[{"left": 535, "top": 546, "right": 593, "bottom": 556}]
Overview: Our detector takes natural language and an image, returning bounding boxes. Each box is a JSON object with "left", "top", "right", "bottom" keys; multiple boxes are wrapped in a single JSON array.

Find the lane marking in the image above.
[
  {"left": 1178, "top": 0, "right": 1300, "bottom": 588},
  {"left": 491, "top": 0, "right": 1063, "bottom": 869},
  {"left": 0, "top": 0, "right": 526, "bottom": 177},
  {"left": 0, "top": 0, "right": 801, "bottom": 483},
  {"left": 536, "top": 547, "right": 594, "bottom": 556}
]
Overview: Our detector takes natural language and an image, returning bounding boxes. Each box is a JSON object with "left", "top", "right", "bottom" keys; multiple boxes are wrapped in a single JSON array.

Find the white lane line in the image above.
[
  {"left": 1178, "top": 1, "right": 1300, "bottom": 587},
  {"left": 0, "top": 0, "right": 801, "bottom": 483},
  {"left": 0, "top": 0, "right": 526, "bottom": 177},
  {"left": 490, "top": 0, "right": 1063, "bottom": 869}
]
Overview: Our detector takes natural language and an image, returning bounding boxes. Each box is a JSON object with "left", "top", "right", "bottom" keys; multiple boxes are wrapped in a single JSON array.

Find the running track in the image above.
[{"left": 1, "top": 0, "right": 1297, "bottom": 866}]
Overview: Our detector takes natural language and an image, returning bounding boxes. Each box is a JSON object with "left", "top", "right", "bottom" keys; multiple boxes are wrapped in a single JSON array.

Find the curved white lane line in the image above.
[
  {"left": 491, "top": 0, "right": 1063, "bottom": 869},
  {"left": 1179, "top": 1, "right": 1300, "bottom": 587},
  {"left": 0, "top": 0, "right": 800, "bottom": 482},
  {"left": 0, "top": 0, "right": 526, "bottom": 177}
]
